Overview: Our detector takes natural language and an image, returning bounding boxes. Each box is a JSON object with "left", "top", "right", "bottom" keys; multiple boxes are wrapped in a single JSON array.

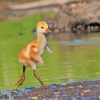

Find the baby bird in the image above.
[{"left": 15, "top": 21, "right": 52, "bottom": 90}]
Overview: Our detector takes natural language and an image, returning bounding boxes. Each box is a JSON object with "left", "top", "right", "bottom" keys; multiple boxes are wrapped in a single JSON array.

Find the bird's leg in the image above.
[
  {"left": 33, "top": 69, "right": 46, "bottom": 87},
  {"left": 15, "top": 65, "right": 26, "bottom": 90}
]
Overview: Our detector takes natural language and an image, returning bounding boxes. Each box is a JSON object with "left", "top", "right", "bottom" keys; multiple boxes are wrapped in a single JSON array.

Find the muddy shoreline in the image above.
[{"left": 0, "top": 80, "right": 100, "bottom": 100}]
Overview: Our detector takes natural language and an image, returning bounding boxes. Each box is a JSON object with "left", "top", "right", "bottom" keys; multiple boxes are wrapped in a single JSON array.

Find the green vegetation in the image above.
[{"left": 0, "top": 12, "right": 100, "bottom": 90}]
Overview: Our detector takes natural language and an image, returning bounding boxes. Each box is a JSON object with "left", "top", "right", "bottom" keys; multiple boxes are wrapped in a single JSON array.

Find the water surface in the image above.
[{"left": 0, "top": 35, "right": 100, "bottom": 89}]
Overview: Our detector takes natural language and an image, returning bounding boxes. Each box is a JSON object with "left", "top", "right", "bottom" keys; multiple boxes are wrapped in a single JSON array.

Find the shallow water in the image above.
[{"left": 0, "top": 34, "right": 100, "bottom": 89}]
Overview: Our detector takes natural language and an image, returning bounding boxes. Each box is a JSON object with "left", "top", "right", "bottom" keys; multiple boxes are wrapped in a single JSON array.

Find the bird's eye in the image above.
[{"left": 41, "top": 27, "right": 44, "bottom": 29}]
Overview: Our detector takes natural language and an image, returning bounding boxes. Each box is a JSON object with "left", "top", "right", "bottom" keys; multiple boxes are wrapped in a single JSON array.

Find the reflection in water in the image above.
[
  {"left": 58, "top": 38, "right": 100, "bottom": 82},
  {"left": 0, "top": 35, "right": 100, "bottom": 89}
]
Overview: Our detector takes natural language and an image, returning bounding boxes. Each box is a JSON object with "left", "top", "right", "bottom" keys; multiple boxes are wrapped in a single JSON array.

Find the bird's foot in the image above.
[
  {"left": 14, "top": 77, "right": 25, "bottom": 91},
  {"left": 42, "top": 84, "right": 48, "bottom": 89},
  {"left": 12, "top": 89, "right": 19, "bottom": 95}
]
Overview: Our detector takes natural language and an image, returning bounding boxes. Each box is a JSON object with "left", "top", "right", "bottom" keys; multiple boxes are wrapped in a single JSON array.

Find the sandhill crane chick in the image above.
[{"left": 15, "top": 21, "right": 52, "bottom": 90}]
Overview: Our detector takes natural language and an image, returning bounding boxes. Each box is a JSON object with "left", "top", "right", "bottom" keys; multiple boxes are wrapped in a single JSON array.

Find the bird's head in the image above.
[{"left": 36, "top": 21, "right": 51, "bottom": 34}]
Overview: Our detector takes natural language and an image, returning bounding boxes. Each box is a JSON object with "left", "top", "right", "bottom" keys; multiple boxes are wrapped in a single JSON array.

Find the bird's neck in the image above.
[{"left": 37, "top": 33, "right": 46, "bottom": 46}]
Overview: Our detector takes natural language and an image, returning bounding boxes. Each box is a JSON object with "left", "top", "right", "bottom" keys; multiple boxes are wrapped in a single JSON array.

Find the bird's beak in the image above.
[{"left": 45, "top": 28, "right": 51, "bottom": 32}]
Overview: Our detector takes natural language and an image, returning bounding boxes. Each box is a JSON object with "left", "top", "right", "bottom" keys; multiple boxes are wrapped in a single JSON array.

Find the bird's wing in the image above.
[{"left": 29, "top": 40, "right": 39, "bottom": 62}]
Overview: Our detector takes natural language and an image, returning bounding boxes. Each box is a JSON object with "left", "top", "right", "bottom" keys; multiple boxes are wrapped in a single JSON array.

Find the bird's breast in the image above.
[{"left": 39, "top": 38, "right": 46, "bottom": 55}]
